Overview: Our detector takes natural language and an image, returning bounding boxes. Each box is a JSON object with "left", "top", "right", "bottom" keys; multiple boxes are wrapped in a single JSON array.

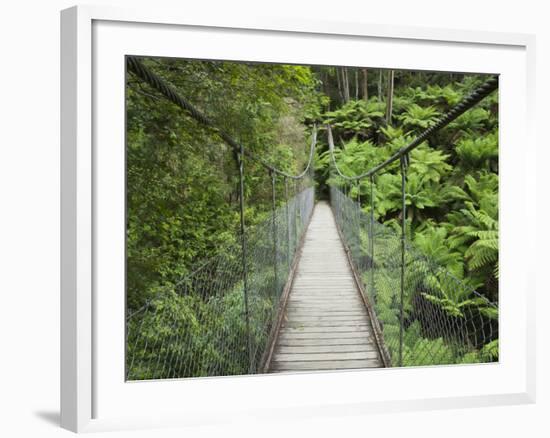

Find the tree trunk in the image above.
[
  {"left": 378, "top": 69, "right": 382, "bottom": 100},
  {"left": 341, "top": 67, "right": 350, "bottom": 103},
  {"left": 355, "top": 69, "right": 359, "bottom": 100},
  {"left": 335, "top": 67, "right": 344, "bottom": 103},
  {"left": 362, "top": 68, "right": 368, "bottom": 101},
  {"left": 385, "top": 70, "right": 395, "bottom": 124}
]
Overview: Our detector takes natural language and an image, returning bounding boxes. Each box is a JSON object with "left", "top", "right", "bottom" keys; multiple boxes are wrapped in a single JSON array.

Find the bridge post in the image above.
[
  {"left": 369, "top": 175, "right": 375, "bottom": 302},
  {"left": 284, "top": 177, "right": 291, "bottom": 269},
  {"left": 270, "top": 171, "right": 279, "bottom": 298},
  {"left": 294, "top": 180, "right": 299, "bottom": 250},
  {"left": 399, "top": 155, "right": 408, "bottom": 367},
  {"left": 356, "top": 181, "right": 361, "bottom": 270},
  {"left": 238, "top": 144, "right": 254, "bottom": 374}
]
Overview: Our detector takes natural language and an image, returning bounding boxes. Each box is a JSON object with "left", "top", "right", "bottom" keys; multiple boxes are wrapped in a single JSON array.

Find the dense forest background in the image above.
[{"left": 126, "top": 58, "right": 498, "bottom": 374}]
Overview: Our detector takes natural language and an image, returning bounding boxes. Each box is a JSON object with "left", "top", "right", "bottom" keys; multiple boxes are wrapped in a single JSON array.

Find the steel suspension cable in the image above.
[
  {"left": 326, "top": 75, "right": 499, "bottom": 181},
  {"left": 127, "top": 56, "right": 317, "bottom": 180}
]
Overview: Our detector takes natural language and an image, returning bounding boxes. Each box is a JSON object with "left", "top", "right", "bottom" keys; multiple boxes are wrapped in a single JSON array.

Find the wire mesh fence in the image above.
[
  {"left": 330, "top": 186, "right": 498, "bottom": 367},
  {"left": 126, "top": 186, "right": 315, "bottom": 380}
]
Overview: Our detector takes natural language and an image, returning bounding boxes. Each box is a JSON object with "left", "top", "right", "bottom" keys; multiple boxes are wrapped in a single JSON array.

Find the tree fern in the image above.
[
  {"left": 449, "top": 107, "right": 490, "bottom": 134},
  {"left": 398, "top": 103, "right": 440, "bottom": 132},
  {"left": 465, "top": 230, "right": 498, "bottom": 271},
  {"left": 456, "top": 132, "right": 498, "bottom": 171},
  {"left": 446, "top": 203, "right": 498, "bottom": 277},
  {"left": 409, "top": 145, "right": 452, "bottom": 183}
]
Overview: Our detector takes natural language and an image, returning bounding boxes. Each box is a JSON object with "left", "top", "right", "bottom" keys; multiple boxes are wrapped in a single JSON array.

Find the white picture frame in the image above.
[{"left": 60, "top": 4, "right": 536, "bottom": 433}]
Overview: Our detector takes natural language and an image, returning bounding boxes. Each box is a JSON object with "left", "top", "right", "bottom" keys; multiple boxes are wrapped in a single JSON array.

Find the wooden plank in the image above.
[
  {"left": 285, "top": 315, "right": 367, "bottom": 321},
  {"left": 284, "top": 314, "right": 368, "bottom": 321},
  {"left": 289, "top": 295, "right": 359, "bottom": 299},
  {"left": 291, "top": 290, "right": 357, "bottom": 293},
  {"left": 285, "top": 303, "right": 362, "bottom": 307},
  {"left": 279, "top": 325, "right": 370, "bottom": 334},
  {"left": 289, "top": 293, "right": 359, "bottom": 297},
  {"left": 287, "top": 294, "right": 360, "bottom": 299},
  {"left": 287, "top": 299, "right": 363, "bottom": 304},
  {"left": 273, "top": 351, "right": 380, "bottom": 362},
  {"left": 285, "top": 310, "right": 366, "bottom": 316},
  {"left": 284, "top": 306, "right": 365, "bottom": 312},
  {"left": 291, "top": 287, "right": 357, "bottom": 290},
  {"left": 271, "top": 360, "right": 382, "bottom": 371},
  {"left": 283, "top": 320, "right": 369, "bottom": 327},
  {"left": 282, "top": 325, "right": 370, "bottom": 331},
  {"left": 294, "top": 280, "right": 355, "bottom": 284},
  {"left": 276, "top": 344, "right": 377, "bottom": 354},
  {"left": 291, "top": 284, "right": 358, "bottom": 288},
  {"left": 289, "top": 291, "right": 359, "bottom": 294},
  {"left": 290, "top": 285, "right": 357, "bottom": 291},
  {"left": 277, "top": 331, "right": 372, "bottom": 340},
  {"left": 276, "top": 338, "right": 372, "bottom": 347},
  {"left": 282, "top": 321, "right": 369, "bottom": 328},
  {"left": 286, "top": 300, "right": 364, "bottom": 305},
  {"left": 287, "top": 297, "right": 361, "bottom": 301}
]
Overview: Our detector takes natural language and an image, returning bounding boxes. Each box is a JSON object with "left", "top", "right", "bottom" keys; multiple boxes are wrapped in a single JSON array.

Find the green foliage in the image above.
[
  {"left": 450, "top": 107, "right": 491, "bottom": 134},
  {"left": 404, "top": 84, "right": 463, "bottom": 108},
  {"left": 446, "top": 198, "right": 499, "bottom": 287},
  {"left": 456, "top": 132, "right": 498, "bottom": 171},
  {"left": 325, "top": 73, "right": 499, "bottom": 301},
  {"left": 379, "top": 124, "right": 405, "bottom": 143},
  {"left": 126, "top": 58, "right": 319, "bottom": 312},
  {"left": 414, "top": 225, "right": 464, "bottom": 278},
  {"left": 323, "top": 71, "right": 499, "bottom": 367},
  {"left": 398, "top": 104, "right": 440, "bottom": 132},
  {"left": 401, "top": 321, "right": 455, "bottom": 366},
  {"left": 409, "top": 146, "right": 452, "bottom": 183},
  {"left": 127, "top": 60, "right": 499, "bottom": 375},
  {"left": 322, "top": 99, "right": 385, "bottom": 138}
]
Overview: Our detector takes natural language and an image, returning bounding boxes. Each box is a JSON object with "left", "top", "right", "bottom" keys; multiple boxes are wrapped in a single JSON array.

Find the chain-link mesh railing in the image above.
[
  {"left": 126, "top": 186, "right": 314, "bottom": 380},
  {"left": 331, "top": 186, "right": 498, "bottom": 367}
]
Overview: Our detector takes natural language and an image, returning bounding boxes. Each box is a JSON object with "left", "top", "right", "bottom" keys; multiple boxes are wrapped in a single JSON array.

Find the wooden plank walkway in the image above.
[{"left": 269, "top": 201, "right": 382, "bottom": 373}]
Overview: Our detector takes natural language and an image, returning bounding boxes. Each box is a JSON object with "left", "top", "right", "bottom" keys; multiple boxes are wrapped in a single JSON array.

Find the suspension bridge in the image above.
[
  {"left": 268, "top": 201, "right": 383, "bottom": 372},
  {"left": 125, "top": 57, "right": 498, "bottom": 380}
]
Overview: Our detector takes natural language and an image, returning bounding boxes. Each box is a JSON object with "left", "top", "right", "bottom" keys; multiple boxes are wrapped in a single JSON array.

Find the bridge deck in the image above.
[{"left": 269, "top": 201, "right": 382, "bottom": 372}]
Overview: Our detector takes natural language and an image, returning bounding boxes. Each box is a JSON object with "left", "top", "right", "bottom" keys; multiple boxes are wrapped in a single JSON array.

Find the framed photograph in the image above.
[{"left": 61, "top": 5, "right": 536, "bottom": 433}]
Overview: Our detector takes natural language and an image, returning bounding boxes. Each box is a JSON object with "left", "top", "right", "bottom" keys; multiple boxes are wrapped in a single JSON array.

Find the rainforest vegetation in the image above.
[{"left": 126, "top": 57, "right": 498, "bottom": 379}]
